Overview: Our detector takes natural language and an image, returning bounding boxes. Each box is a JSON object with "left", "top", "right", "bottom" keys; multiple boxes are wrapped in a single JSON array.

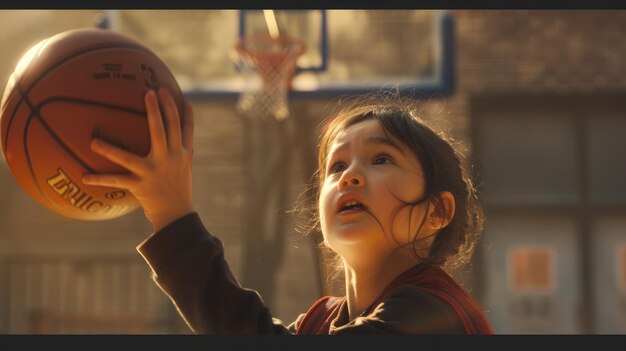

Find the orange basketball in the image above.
[{"left": 0, "top": 28, "right": 185, "bottom": 221}]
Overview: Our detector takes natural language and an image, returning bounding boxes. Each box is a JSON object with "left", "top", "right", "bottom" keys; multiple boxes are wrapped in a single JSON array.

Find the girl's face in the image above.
[{"left": 319, "top": 119, "right": 429, "bottom": 265}]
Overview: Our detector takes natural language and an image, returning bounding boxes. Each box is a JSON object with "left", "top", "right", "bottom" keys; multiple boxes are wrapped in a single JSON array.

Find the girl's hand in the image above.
[{"left": 82, "top": 87, "right": 195, "bottom": 233}]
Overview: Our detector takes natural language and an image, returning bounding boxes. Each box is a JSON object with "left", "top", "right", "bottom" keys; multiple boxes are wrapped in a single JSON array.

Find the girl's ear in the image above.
[{"left": 426, "top": 191, "right": 456, "bottom": 230}]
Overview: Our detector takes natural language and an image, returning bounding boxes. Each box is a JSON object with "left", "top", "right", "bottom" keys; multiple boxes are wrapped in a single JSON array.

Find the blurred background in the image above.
[{"left": 0, "top": 9, "right": 625, "bottom": 334}]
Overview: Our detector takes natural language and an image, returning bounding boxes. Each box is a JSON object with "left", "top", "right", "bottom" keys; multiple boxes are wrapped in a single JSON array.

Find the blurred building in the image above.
[{"left": 0, "top": 10, "right": 625, "bottom": 334}]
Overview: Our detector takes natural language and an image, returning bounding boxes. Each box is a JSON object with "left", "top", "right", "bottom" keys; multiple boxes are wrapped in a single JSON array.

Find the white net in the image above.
[{"left": 232, "top": 36, "right": 305, "bottom": 121}]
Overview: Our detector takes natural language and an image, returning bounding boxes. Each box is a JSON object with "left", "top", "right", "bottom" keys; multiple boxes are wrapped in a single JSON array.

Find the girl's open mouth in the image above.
[{"left": 338, "top": 200, "right": 367, "bottom": 214}]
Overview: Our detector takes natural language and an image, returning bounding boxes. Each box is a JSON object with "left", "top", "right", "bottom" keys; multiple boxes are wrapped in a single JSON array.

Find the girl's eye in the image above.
[
  {"left": 329, "top": 162, "right": 347, "bottom": 174},
  {"left": 373, "top": 155, "right": 393, "bottom": 165}
]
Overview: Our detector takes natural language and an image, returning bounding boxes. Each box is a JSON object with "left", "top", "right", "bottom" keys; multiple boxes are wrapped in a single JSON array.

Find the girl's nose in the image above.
[{"left": 338, "top": 168, "right": 365, "bottom": 189}]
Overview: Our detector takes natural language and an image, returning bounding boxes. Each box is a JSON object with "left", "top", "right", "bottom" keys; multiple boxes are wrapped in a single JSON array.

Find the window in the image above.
[{"left": 473, "top": 96, "right": 626, "bottom": 334}]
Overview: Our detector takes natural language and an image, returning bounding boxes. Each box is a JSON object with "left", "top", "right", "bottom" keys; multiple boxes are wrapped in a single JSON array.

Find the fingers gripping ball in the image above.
[{"left": 0, "top": 28, "right": 185, "bottom": 221}]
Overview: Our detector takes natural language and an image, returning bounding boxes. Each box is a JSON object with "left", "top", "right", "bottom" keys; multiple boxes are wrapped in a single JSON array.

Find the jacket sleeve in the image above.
[{"left": 136, "top": 212, "right": 298, "bottom": 334}]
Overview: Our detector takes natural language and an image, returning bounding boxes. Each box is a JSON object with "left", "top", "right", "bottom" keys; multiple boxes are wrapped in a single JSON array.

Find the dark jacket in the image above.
[{"left": 137, "top": 212, "right": 492, "bottom": 334}]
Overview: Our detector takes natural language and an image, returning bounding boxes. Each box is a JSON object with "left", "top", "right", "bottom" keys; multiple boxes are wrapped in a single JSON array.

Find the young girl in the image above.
[{"left": 82, "top": 87, "right": 494, "bottom": 335}]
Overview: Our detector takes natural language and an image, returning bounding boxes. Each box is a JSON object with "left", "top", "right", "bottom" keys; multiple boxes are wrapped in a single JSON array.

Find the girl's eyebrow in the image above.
[
  {"left": 329, "top": 135, "right": 405, "bottom": 157},
  {"left": 366, "top": 136, "right": 406, "bottom": 155}
]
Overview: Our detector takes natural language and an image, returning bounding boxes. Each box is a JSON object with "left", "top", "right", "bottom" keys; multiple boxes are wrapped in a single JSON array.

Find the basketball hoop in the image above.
[{"left": 232, "top": 35, "right": 306, "bottom": 121}]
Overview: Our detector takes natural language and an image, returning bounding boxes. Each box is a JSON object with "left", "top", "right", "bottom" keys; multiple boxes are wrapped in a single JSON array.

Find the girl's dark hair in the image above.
[{"left": 297, "top": 93, "right": 484, "bottom": 282}]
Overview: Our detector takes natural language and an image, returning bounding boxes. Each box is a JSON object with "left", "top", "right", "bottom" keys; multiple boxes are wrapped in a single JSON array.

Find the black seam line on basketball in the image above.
[
  {"left": 29, "top": 104, "right": 97, "bottom": 174},
  {"left": 32, "top": 96, "right": 145, "bottom": 175},
  {"left": 20, "top": 90, "right": 92, "bottom": 205},
  {"left": 2, "top": 83, "right": 26, "bottom": 152},
  {"left": 20, "top": 90, "right": 96, "bottom": 207},
  {"left": 37, "top": 97, "right": 146, "bottom": 118},
  {"left": 23, "top": 109, "right": 54, "bottom": 203},
  {"left": 16, "top": 85, "right": 52, "bottom": 204},
  {"left": 5, "top": 43, "right": 161, "bottom": 151}
]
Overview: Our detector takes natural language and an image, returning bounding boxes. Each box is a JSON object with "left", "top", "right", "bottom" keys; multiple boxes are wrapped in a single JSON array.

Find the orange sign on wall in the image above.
[{"left": 508, "top": 246, "right": 555, "bottom": 293}]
